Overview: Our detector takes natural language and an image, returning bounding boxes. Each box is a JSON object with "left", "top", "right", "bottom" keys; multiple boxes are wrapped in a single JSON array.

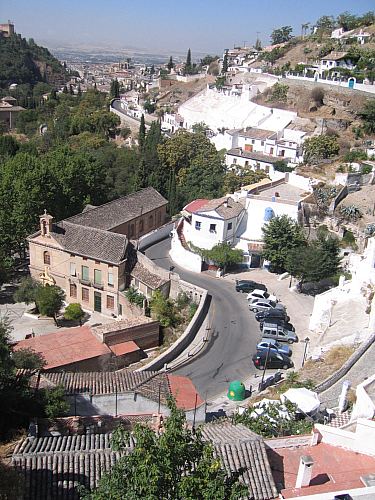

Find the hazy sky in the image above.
[{"left": 2, "top": 0, "right": 375, "bottom": 55}]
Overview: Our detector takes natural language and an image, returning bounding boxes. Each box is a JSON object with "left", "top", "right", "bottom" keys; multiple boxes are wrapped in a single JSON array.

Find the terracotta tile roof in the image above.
[
  {"left": 196, "top": 196, "right": 245, "bottom": 220},
  {"left": 15, "top": 326, "right": 110, "bottom": 370},
  {"left": 202, "top": 422, "right": 278, "bottom": 500},
  {"left": 268, "top": 442, "right": 375, "bottom": 498},
  {"left": 66, "top": 187, "right": 168, "bottom": 231},
  {"left": 50, "top": 220, "right": 128, "bottom": 264},
  {"left": 183, "top": 199, "right": 209, "bottom": 213},
  {"left": 227, "top": 148, "right": 285, "bottom": 164},
  {"left": 109, "top": 340, "right": 140, "bottom": 356},
  {"left": 167, "top": 374, "right": 204, "bottom": 410},
  {"left": 238, "top": 127, "right": 276, "bottom": 140},
  {"left": 12, "top": 422, "right": 278, "bottom": 500},
  {"left": 322, "top": 51, "right": 349, "bottom": 61},
  {"left": 130, "top": 261, "right": 168, "bottom": 289}
]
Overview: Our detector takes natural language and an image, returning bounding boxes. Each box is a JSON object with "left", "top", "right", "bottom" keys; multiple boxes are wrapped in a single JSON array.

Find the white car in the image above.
[{"left": 247, "top": 289, "right": 277, "bottom": 303}]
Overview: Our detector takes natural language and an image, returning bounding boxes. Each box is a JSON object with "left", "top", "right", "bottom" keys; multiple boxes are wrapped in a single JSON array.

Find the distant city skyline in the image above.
[{"left": 2, "top": 0, "right": 375, "bottom": 56}]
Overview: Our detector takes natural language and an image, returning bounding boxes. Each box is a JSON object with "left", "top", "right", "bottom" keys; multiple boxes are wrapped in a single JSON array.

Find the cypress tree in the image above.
[
  {"left": 167, "top": 56, "right": 174, "bottom": 71},
  {"left": 77, "top": 84, "right": 82, "bottom": 97},
  {"left": 185, "top": 48, "right": 192, "bottom": 75},
  {"left": 222, "top": 50, "right": 228, "bottom": 74},
  {"left": 139, "top": 114, "right": 146, "bottom": 149}
]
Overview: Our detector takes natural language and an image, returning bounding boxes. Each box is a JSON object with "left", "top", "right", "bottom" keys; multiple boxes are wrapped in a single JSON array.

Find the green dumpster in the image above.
[{"left": 227, "top": 380, "right": 246, "bottom": 401}]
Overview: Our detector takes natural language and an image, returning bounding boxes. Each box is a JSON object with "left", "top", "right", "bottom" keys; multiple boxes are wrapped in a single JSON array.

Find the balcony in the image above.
[{"left": 93, "top": 281, "right": 104, "bottom": 290}]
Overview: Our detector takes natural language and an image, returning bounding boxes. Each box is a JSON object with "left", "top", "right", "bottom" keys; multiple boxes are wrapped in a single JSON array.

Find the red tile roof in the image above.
[
  {"left": 109, "top": 341, "right": 140, "bottom": 356},
  {"left": 268, "top": 442, "right": 375, "bottom": 498},
  {"left": 183, "top": 199, "right": 209, "bottom": 213},
  {"left": 15, "top": 326, "right": 110, "bottom": 369},
  {"left": 167, "top": 374, "right": 204, "bottom": 410}
]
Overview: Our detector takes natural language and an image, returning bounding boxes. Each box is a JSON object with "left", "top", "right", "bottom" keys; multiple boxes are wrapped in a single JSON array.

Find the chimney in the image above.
[
  {"left": 295, "top": 455, "right": 314, "bottom": 488},
  {"left": 223, "top": 199, "right": 228, "bottom": 208}
]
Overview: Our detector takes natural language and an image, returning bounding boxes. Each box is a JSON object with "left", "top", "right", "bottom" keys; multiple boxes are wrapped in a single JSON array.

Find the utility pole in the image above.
[{"left": 260, "top": 344, "right": 271, "bottom": 388}]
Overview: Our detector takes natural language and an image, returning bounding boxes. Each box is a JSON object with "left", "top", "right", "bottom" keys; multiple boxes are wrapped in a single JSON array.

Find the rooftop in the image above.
[
  {"left": 268, "top": 442, "right": 375, "bottom": 498},
  {"left": 66, "top": 187, "right": 168, "bottom": 231},
  {"left": 130, "top": 260, "right": 169, "bottom": 289},
  {"left": 15, "top": 326, "right": 110, "bottom": 370},
  {"left": 238, "top": 127, "right": 277, "bottom": 140},
  {"left": 227, "top": 147, "right": 286, "bottom": 164},
  {"left": 254, "top": 182, "right": 306, "bottom": 203},
  {"left": 185, "top": 196, "right": 244, "bottom": 220},
  {"left": 322, "top": 51, "right": 349, "bottom": 61},
  {"left": 109, "top": 340, "right": 140, "bottom": 356}
]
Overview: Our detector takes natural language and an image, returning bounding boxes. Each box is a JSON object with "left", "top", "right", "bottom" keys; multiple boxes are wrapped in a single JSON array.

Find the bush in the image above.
[
  {"left": 176, "top": 292, "right": 190, "bottom": 310},
  {"left": 362, "top": 164, "right": 372, "bottom": 174},
  {"left": 125, "top": 286, "right": 146, "bottom": 308},
  {"left": 344, "top": 150, "right": 367, "bottom": 162},
  {"left": 267, "top": 83, "right": 289, "bottom": 103},
  {"left": 13, "top": 348, "right": 46, "bottom": 370},
  {"left": 150, "top": 290, "right": 180, "bottom": 328},
  {"left": 43, "top": 385, "right": 70, "bottom": 418},
  {"left": 64, "top": 303, "right": 85, "bottom": 324},
  {"left": 274, "top": 160, "right": 292, "bottom": 172}
]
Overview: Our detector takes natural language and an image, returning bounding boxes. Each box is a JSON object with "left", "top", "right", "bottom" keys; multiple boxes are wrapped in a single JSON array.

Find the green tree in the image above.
[
  {"left": 222, "top": 50, "right": 228, "bottom": 73},
  {"left": 150, "top": 290, "right": 180, "bottom": 328},
  {"left": 191, "top": 121, "right": 209, "bottom": 134},
  {"left": 86, "top": 397, "right": 246, "bottom": 499},
  {"left": 223, "top": 167, "right": 268, "bottom": 193},
  {"left": 43, "top": 385, "right": 70, "bottom": 418},
  {"left": 358, "top": 99, "right": 375, "bottom": 134},
  {"left": 0, "top": 135, "right": 19, "bottom": 157},
  {"left": 303, "top": 135, "right": 340, "bottom": 164},
  {"left": 12, "top": 348, "right": 47, "bottom": 370},
  {"left": 35, "top": 285, "right": 65, "bottom": 325},
  {"left": 143, "top": 99, "right": 156, "bottom": 114},
  {"left": 143, "top": 120, "right": 167, "bottom": 196},
  {"left": 13, "top": 277, "right": 41, "bottom": 305},
  {"left": 64, "top": 302, "right": 85, "bottom": 325},
  {"left": 270, "top": 26, "right": 293, "bottom": 44},
  {"left": 268, "top": 82, "right": 289, "bottom": 102},
  {"left": 201, "top": 243, "right": 243, "bottom": 273},
  {"left": 185, "top": 48, "right": 192, "bottom": 74},
  {"left": 315, "top": 15, "right": 335, "bottom": 34},
  {"left": 200, "top": 55, "right": 218, "bottom": 66},
  {"left": 110, "top": 79, "right": 120, "bottom": 98},
  {"left": 262, "top": 215, "right": 306, "bottom": 273},
  {"left": 139, "top": 114, "right": 146, "bottom": 149},
  {"left": 167, "top": 56, "right": 174, "bottom": 71},
  {"left": 337, "top": 11, "right": 359, "bottom": 31}
]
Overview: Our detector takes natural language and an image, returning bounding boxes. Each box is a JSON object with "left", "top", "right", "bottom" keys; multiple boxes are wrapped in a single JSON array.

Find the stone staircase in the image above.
[{"left": 176, "top": 220, "right": 189, "bottom": 249}]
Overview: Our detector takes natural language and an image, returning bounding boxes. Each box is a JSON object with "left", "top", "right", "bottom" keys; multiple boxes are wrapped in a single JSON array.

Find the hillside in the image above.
[{"left": 0, "top": 34, "right": 68, "bottom": 89}]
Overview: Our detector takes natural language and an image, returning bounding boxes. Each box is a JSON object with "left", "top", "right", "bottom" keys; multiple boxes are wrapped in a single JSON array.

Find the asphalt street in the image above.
[{"left": 145, "top": 238, "right": 261, "bottom": 399}]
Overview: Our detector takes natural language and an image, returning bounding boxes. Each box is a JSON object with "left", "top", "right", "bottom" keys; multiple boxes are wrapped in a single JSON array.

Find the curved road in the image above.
[{"left": 145, "top": 238, "right": 260, "bottom": 400}]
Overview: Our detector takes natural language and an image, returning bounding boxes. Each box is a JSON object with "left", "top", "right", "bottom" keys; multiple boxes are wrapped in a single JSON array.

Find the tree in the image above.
[
  {"left": 185, "top": 48, "right": 192, "bottom": 74},
  {"left": 255, "top": 39, "right": 262, "bottom": 51},
  {"left": 43, "top": 385, "right": 70, "bottom": 418},
  {"left": 303, "top": 135, "right": 340, "bottom": 164},
  {"left": 167, "top": 56, "right": 174, "bottom": 71},
  {"left": 301, "top": 22, "right": 310, "bottom": 38},
  {"left": 200, "top": 55, "right": 218, "bottom": 66},
  {"left": 150, "top": 290, "right": 180, "bottom": 328},
  {"left": 285, "top": 235, "right": 341, "bottom": 285},
  {"left": 223, "top": 167, "right": 268, "bottom": 193},
  {"left": 143, "top": 100, "right": 156, "bottom": 114},
  {"left": 35, "top": 285, "right": 65, "bottom": 325},
  {"left": 110, "top": 79, "right": 120, "bottom": 98},
  {"left": 77, "top": 84, "right": 82, "bottom": 97},
  {"left": 12, "top": 348, "right": 47, "bottom": 370},
  {"left": 13, "top": 277, "right": 41, "bottom": 305},
  {"left": 358, "top": 99, "right": 375, "bottom": 134},
  {"left": 64, "top": 302, "right": 85, "bottom": 325},
  {"left": 86, "top": 397, "right": 247, "bottom": 499},
  {"left": 222, "top": 50, "right": 228, "bottom": 74},
  {"left": 191, "top": 121, "right": 209, "bottom": 134},
  {"left": 270, "top": 26, "right": 293, "bottom": 44},
  {"left": 315, "top": 15, "right": 335, "bottom": 34},
  {"left": 262, "top": 215, "right": 306, "bottom": 273},
  {"left": 138, "top": 114, "right": 146, "bottom": 149},
  {"left": 0, "top": 135, "right": 19, "bottom": 157},
  {"left": 337, "top": 11, "right": 359, "bottom": 32},
  {"left": 201, "top": 243, "right": 243, "bottom": 273}
]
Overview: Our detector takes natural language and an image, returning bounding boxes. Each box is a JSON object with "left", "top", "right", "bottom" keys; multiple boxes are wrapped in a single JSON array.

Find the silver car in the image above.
[
  {"left": 249, "top": 299, "right": 286, "bottom": 313},
  {"left": 257, "top": 338, "right": 292, "bottom": 357}
]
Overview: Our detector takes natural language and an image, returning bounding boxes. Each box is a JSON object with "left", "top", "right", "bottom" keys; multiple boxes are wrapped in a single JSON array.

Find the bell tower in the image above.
[{"left": 40, "top": 210, "right": 53, "bottom": 237}]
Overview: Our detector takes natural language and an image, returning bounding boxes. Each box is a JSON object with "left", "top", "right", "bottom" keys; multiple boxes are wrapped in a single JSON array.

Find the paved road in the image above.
[{"left": 145, "top": 238, "right": 260, "bottom": 399}]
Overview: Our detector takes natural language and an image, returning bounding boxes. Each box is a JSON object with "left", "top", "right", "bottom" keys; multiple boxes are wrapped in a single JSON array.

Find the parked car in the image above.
[
  {"left": 249, "top": 300, "right": 286, "bottom": 313},
  {"left": 257, "top": 338, "right": 292, "bottom": 357},
  {"left": 235, "top": 280, "right": 267, "bottom": 293},
  {"left": 247, "top": 289, "right": 277, "bottom": 303},
  {"left": 261, "top": 322, "right": 299, "bottom": 344},
  {"left": 259, "top": 317, "right": 295, "bottom": 332},
  {"left": 255, "top": 308, "right": 290, "bottom": 323},
  {"left": 252, "top": 350, "right": 294, "bottom": 370}
]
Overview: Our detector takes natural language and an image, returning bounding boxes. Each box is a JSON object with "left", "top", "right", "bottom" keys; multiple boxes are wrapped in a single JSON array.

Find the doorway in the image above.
[{"left": 94, "top": 291, "right": 102, "bottom": 313}]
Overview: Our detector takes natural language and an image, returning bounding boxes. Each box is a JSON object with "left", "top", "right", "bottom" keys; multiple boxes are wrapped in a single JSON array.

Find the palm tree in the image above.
[{"left": 301, "top": 22, "right": 310, "bottom": 38}]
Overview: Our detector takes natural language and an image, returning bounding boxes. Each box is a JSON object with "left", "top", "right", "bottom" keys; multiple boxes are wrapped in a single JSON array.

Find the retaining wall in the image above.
[
  {"left": 138, "top": 222, "right": 174, "bottom": 251},
  {"left": 316, "top": 332, "right": 375, "bottom": 394},
  {"left": 169, "top": 230, "right": 202, "bottom": 273}
]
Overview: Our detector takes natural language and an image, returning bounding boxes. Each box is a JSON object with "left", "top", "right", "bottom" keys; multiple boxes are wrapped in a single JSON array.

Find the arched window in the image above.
[{"left": 43, "top": 251, "right": 51, "bottom": 265}]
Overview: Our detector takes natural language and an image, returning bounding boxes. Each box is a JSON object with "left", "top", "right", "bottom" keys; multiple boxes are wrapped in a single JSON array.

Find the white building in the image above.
[
  {"left": 331, "top": 27, "right": 371, "bottom": 45},
  {"left": 319, "top": 52, "right": 355, "bottom": 74},
  {"left": 181, "top": 197, "right": 245, "bottom": 250}
]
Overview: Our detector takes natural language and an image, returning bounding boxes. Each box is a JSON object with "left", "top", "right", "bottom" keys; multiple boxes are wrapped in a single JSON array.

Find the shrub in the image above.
[
  {"left": 361, "top": 164, "right": 372, "bottom": 174},
  {"left": 13, "top": 348, "right": 47, "bottom": 370},
  {"left": 267, "top": 83, "right": 289, "bottom": 103},
  {"left": 274, "top": 160, "right": 293, "bottom": 172},
  {"left": 341, "top": 229, "right": 357, "bottom": 249},
  {"left": 150, "top": 290, "right": 180, "bottom": 328},
  {"left": 344, "top": 150, "right": 367, "bottom": 162},
  {"left": 43, "top": 385, "right": 70, "bottom": 418},
  {"left": 311, "top": 87, "right": 324, "bottom": 107},
  {"left": 125, "top": 286, "right": 146, "bottom": 308},
  {"left": 64, "top": 303, "right": 85, "bottom": 324},
  {"left": 176, "top": 292, "right": 190, "bottom": 310},
  {"left": 340, "top": 205, "right": 363, "bottom": 221}
]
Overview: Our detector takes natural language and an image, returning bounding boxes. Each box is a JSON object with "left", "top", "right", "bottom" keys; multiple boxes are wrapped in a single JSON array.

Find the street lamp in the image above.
[
  {"left": 260, "top": 344, "right": 271, "bottom": 388},
  {"left": 302, "top": 337, "right": 310, "bottom": 367}
]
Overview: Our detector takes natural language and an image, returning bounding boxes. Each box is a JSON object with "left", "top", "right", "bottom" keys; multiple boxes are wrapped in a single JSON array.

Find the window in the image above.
[
  {"left": 70, "top": 283, "right": 77, "bottom": 298},
  {"left": 81, "top": 265, "right": 89, "bottom": 281},
  {"left": 228, "top": 222, "right": 232, "bottom": 230},
  {"left": 148, "top": 214, "right": 154, "bottom": 228},
  {"left": 106, "top": 295, "right": 114, "bottom": 309},
  {"left": 232, "top": 158, "right": 237, "bottom": 164},
  {"left": 82, "top": 287, "right": 89, "bottom": 302},
  {"left": 43, "top": 251, "right": 50, "bottom": 265},
  {"left": 108, "top": 270, "right": 114, "bottom": 287},
  {"left": 94, "top": 269, "right": 102, "bottom": 285},
  {"left": 70, "top": 263, "right": 76, "bottom": 276},
  {"left": 195, "top": 221, "right": 201, "bottom": 231},
  {"left": 251, "top": 139, "right": 255, "bottom": 144},
  {"left": 139, "top": 219, "right": 144, "bottom": 232},
  {"left": 209, "top": 224, "right": 216, "bottom": 233},
  {"left": 270, "top": 147, "right": 274, "bottom": 155},
  {"left": 265, "top": 165, "right": 270, "bottom": 173},
  {"left": 245, "top": 161, "right": 249, "bottom": 167},
  {"left": 261, "top": 141, "right": 265, "bottom": 146}
]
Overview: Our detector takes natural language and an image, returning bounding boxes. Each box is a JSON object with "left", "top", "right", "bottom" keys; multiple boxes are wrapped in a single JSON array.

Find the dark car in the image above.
[
  {"left": 235, "top": 280, "right": 267, "bottom": 293},
  {"left": 259, "top": 318, "right": 295, "bottom": 332},
  {"left": 255, "top": 308, "right": 290, "bottom": 323},
  {"left": 252, "top": 350, "right": 294, "bottom": 370}
]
